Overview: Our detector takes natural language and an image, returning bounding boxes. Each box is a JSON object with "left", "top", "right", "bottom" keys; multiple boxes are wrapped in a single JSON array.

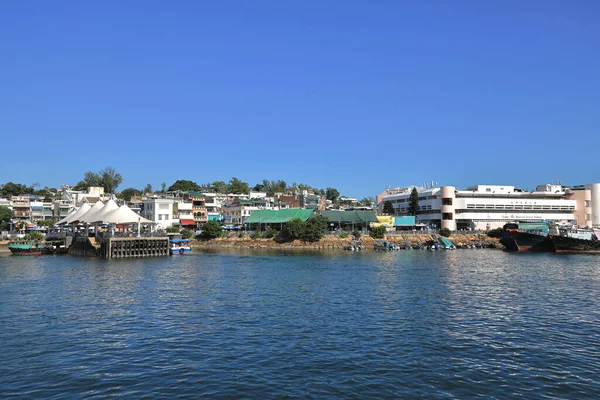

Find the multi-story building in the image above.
[
  {"left": 11, "top": 196, "right": 31, "bottom": 223},
  {"left": 30, "top": 201, "right": 45, "bottom": 222},
  {"left": 569, "top": 183, "right": 600, "bottom": 227},
  {"left": 53, "top": 199, "right": 73, "bottom": 222},
  {"left": 174, "top": 199, "right": 195, "bottom": 229},
  {"left": 184, "top": 192, "right": 207, "bottom": 225},
  {"left": 380, "top": 183, "right": 582, "bottom": 230},
  {"left": 142, "top": 198, "right": 177, "bottom": 230}
]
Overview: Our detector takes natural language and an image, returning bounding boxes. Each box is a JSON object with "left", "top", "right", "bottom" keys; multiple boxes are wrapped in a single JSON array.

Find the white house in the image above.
[{"left": 142, "top": 198, "right": 178, "bottom": 230}]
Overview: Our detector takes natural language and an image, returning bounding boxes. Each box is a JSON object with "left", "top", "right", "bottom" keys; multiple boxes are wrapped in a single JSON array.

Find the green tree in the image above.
[
  {"left": 369, "top": 226, "right": 386, "bottom": 239},
  {"left": 0, "top": 182, "right": 34, "bottom": 197},
  {"left": 166, "top": 223, "right": 180, "bottom": 233},
  {"left": 408, "top": 187, "right": 419, "bottom": 217},
  {"left": 302, "top": 215, "right": 328, "bottom": 242},
  {"left": 99, "top": 167, "right": 123, "bottom": 193},
  {"left": 119, "top": 188, "right": 142, "bottom": 202},
  {"left": 199, "top": 220, "right": 223, "bottom": 239},
  {"left": 359, "top": 197, "right": 374, "bottom": 207},
  {"left": 280, "top": 218, "right": 306, "bottom": 242},
  {"left": 353, "top": 229, "right": 361, "bottom": 239},
  {"left": 181, "top": 229, "right": 194, "bottom": 239},
  {"left": 25, "top": 231, "right": 44, "bottom": 241},
  {"left": 227, "top": 177, "right": 250, "bottom": 194},
  {"left": 143, "top": 184, "right": 153, "bottom": 194},
  {"left": 167, "top": 180, "right": 201, "bottom": 192},
  {"left": 383, "top": 201, "right": 395, "bottom": 215},
  {"left": 161, "top": 182, "right": 167, "bottom": 193},
  {"left": 438, "top": 227, "right": 452, "bottom": 237},
  {"left": 211, "top": 181, "right": 228, "bottom": 193},
  {"left": 326, "top": 187, "right": 340, "bottom": 202},
  {"left": 0, "top": 206, "right": 12, "bottom": 230}
]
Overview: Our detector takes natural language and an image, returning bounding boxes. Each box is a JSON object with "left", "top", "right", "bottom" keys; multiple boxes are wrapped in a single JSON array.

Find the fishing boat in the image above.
[
  {"left": 169, "top": 238, "right": 191, "bottom": 255},
  {"left": 8, "top": 240, "right": 46, "bottom": 256},
  {"left": 547, "top": 225, "right": 600, "bottom": 254},
  {"left": 499, "top": 222, "right": 553, "bottom": 252}
]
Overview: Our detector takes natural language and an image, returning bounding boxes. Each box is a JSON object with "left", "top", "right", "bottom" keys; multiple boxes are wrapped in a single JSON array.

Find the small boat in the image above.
[
  {"left": 344, "top": 240, "right": 364, "bottom": 251},
  {"left": 374, "top": 240, "right": 398, "bottom": 251},
  {"left": 169, "top": 238, "right": 191, "bottom": 255},
  {"left": 439, "top": 237, "right": 456, "bottom": 250},
  {"left": 8, "top": 240, "right": 46, "bottom": 256}
]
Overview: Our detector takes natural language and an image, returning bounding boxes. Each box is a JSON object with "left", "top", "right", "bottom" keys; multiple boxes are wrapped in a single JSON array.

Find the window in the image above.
[
  {"left": 486, "top": 188, "right": 491, "bottom": 192},
  {"left": 586, "top": 214, "right": 591, "bottom": 221},
  {"left": 159, "top": 203, "right": 169, "bottom": 210},
  {"left": 442, "top": 198, "right": 453, "bottom": 205},
  {"left": 442, "top": 213, "right": 453, "bottom": 220},
  {"left": 585, "top": 200, "right": 590, "bottom": 207}
]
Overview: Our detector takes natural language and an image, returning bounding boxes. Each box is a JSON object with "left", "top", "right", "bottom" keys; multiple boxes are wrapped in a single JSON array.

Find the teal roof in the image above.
[
  {"left": 243, "top": 208, "right": 315, "bottom": 224},
  {"left": 318, "top": 210, "right": 378, "bottom": 223}
]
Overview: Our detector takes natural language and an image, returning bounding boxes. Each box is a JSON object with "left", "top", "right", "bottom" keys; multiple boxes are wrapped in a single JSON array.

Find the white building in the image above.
[
  {"left": 381, "top": 183, "right": 579, "bottom": 230},
  {"left": 142, "top": 198, "right": 178, "bottom": 230}
]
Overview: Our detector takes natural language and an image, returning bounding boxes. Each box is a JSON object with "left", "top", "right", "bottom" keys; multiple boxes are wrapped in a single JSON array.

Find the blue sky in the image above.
[{"left": 1, "top": 1, "right": 598, "bottom": 198}]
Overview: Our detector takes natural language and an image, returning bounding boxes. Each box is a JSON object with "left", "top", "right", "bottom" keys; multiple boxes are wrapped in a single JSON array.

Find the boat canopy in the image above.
[{"left": 170, "top": 239, "right": 190, "bottom": 243}]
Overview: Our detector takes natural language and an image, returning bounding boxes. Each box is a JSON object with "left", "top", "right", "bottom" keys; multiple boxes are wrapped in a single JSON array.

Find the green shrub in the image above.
[
  {"left": 353, "top": 229, "right": 361, "bottom": 239},
  {"left": 166, "top": 223, "right": 180, "bottom": 233},
  {"left": 369, "top": 226, "right": 386, "bottom": 239},
  {"left": 280, "top": 218, "right": 306, "bottom": 242},
  {"left": 199, "top": 220, "right": 223, "bottom": 240},
  {"left": 25, "top": 231, "right": 44, "bottom": 241},
  {"left": 251, "top": 230, "right": 262, "bottom": 239},
  {"left": 302, "top": 215, "right": 328, "bottom": 242},
  {"left": 181, "top": 229, "right": 193, "bottom": 239},
  {"left": 438, "top": 227, "right": 452, "bottom": 237},
  {"left": 264, "top": 227, "right": 277, "bottom": 238},
  {"left": 340, "top": 231, "right": 349, "bottom": 238}
]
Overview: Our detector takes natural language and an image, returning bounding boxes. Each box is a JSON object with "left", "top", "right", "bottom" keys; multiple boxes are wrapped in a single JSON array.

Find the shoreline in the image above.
[{"left": 191, "top": 234, "right": 500, "bottom": 250}]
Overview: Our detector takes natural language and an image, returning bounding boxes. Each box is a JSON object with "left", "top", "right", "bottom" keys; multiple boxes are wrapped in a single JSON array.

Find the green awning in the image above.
[
  {"left": 243, "top": 208, "right": 315, "bottom": 224},
  {"left": 318, "top": 210, "right": 378, "bottom": 223}
]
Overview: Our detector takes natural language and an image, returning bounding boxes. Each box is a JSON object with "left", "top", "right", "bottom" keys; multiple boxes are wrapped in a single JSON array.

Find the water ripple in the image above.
[{"left": 1, "top": 250, "right": 599, "bottom": 398}]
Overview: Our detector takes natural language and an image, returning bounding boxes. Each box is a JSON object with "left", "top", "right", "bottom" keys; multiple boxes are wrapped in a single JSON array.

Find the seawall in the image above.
[{"left": 192, "top": 234, "right": 500, "bottom": 250}]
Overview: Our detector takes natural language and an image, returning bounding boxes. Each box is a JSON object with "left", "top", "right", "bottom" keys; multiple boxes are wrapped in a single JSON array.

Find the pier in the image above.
[{"left": 67, "top": 236, "right": 170, "bottom": 259}]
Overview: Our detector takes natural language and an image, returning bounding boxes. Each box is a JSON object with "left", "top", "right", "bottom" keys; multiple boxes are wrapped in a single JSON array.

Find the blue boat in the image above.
[{"left": 169, "top": 238, "right": 192, "bottom": 255}]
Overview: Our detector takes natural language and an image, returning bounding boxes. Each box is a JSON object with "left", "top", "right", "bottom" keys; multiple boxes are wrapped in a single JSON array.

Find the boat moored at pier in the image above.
[
  {"left": 499, "top": 222, "right": 553, "bottom": 252},
  {"left": 548, "top": 226, "right": 600, "bottom": 254}
]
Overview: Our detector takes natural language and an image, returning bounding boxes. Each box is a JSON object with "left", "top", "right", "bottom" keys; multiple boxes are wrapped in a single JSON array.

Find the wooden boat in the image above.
[{"left": 8, "top": 240, "right": 46, "bottom": 256}]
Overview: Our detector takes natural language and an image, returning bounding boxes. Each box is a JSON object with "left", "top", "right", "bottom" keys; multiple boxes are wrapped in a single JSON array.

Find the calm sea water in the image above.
[{"left": 1, "top": 249, "right": 599, "bottom": 399}]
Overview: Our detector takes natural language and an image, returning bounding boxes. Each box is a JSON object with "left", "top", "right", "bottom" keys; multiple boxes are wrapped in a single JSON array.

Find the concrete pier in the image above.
[{"left": 101, "top": 237, "right": 170, "bottom": 259}]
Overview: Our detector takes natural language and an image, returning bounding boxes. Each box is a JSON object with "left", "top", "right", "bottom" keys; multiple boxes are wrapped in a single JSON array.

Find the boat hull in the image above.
[
  {"left": 8, "top": 243, "right": 45, "bottom": 256},
  {"left": 170, "top": 247, "right": 191, "bottom": 255},
  {"left": 500, "top": 231, "right": 553, "bottom": 252},
  {"left": 548, "top": 235, "right": 600, "bottom": 254}
]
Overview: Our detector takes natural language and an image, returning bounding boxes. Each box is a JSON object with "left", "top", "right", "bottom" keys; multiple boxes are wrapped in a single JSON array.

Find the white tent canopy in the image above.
[
  {"left": 89, "top": 199, "right": 120, "bottom": 224},
  {"left": 56, "top": 202, "right": 92, "bottom": 225},
  {"left": 99, "top": 204, "right": 154, "bottom": 225},
  {"left": 73, "top": 201, "right": 106, "bottom": 224}
]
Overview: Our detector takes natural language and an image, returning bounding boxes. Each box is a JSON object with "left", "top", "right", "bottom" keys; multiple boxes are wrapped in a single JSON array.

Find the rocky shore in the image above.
[{"left": 191, "top": 234, "right": 501, "bottom": 250}]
